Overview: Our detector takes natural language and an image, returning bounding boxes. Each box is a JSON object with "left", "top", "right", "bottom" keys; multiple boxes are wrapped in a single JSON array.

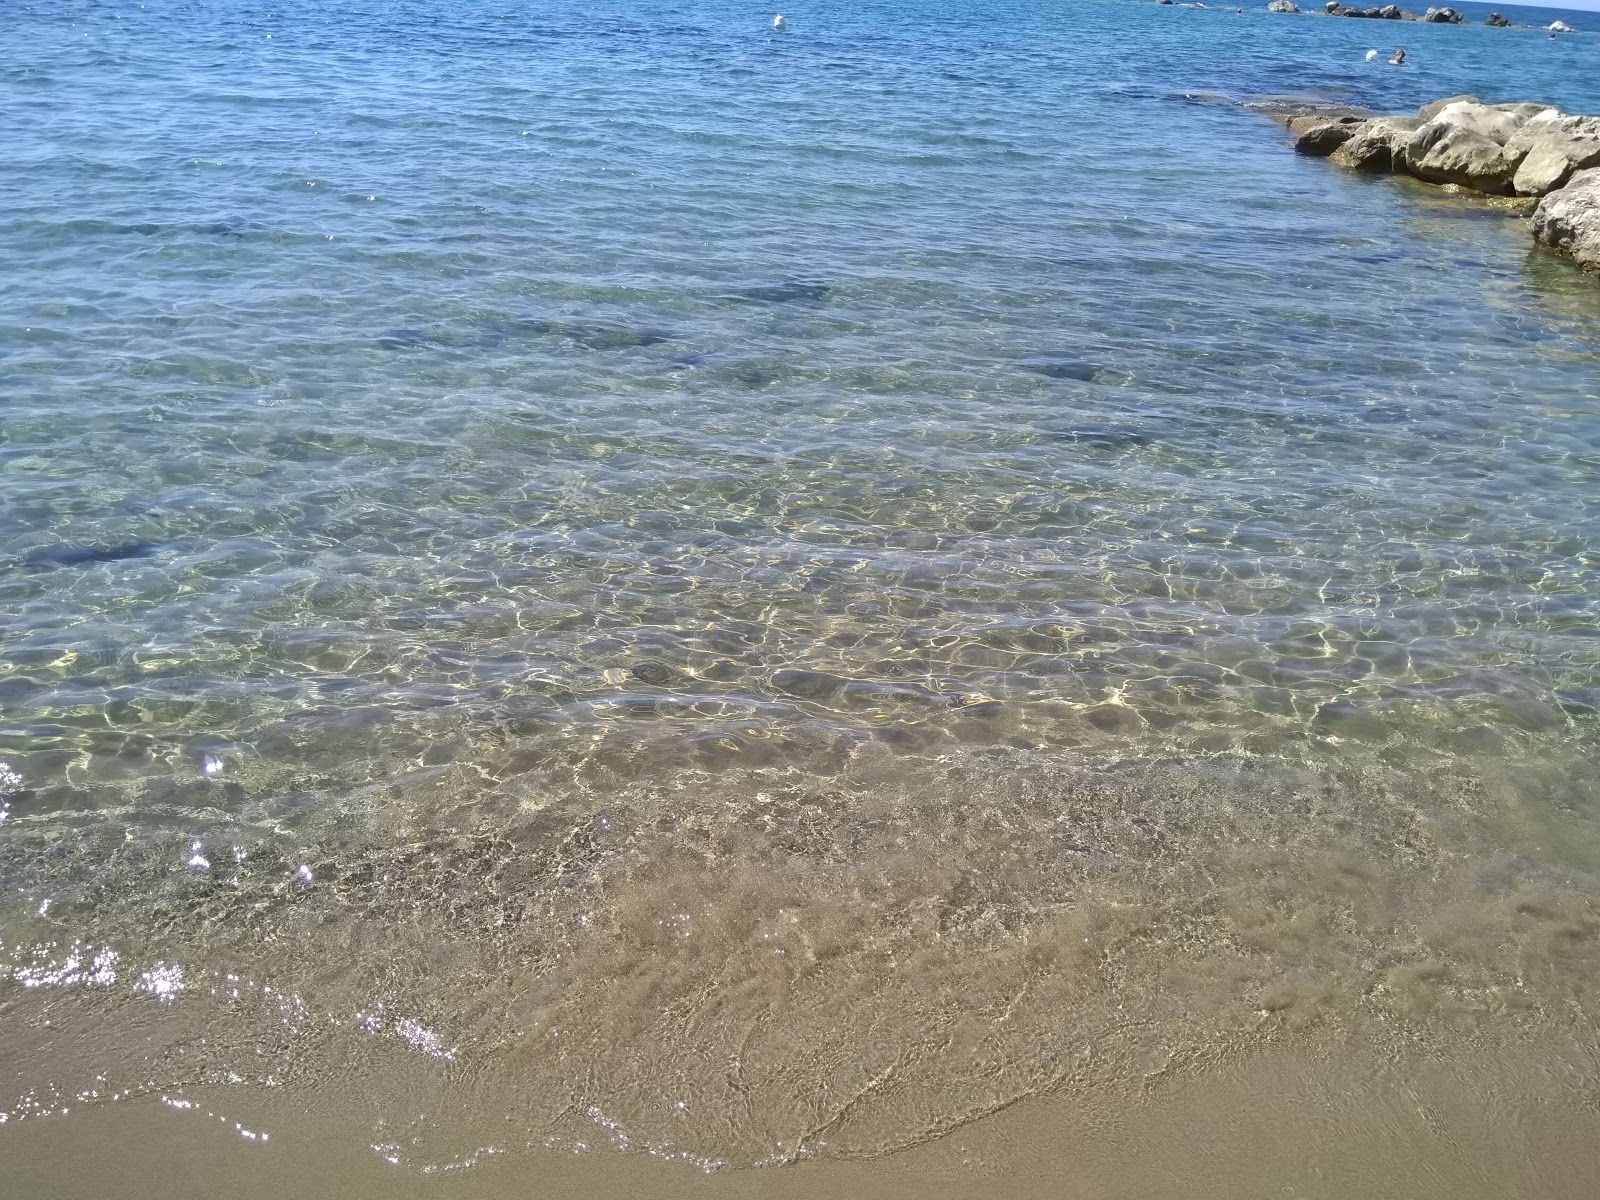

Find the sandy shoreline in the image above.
[{"left": 6, "top": 1033, "right": 1599, "bottom": 1200}]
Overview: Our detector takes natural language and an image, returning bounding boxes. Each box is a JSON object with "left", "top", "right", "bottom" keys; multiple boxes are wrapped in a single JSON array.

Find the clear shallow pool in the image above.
[{"left": 2, "top": 0, "right": 1600, "bottom": 1190}]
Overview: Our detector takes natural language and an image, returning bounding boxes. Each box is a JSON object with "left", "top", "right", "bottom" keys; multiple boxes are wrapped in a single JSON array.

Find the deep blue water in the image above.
[{"left": 3, "top": 0, "right": 1600, "bottom": 1183}]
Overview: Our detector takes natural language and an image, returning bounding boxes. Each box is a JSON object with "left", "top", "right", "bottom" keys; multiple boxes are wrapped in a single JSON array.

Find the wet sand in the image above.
[
  {"left": 6, "top": 1035, "right": 1599, "bottom": 1200},
  {"left": 5, "top": 745, "right": 1599, "bottom": 1197}
]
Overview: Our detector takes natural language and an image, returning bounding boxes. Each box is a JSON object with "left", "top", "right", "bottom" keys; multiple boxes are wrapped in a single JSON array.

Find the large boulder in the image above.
[
  {"left": 1422, "top": 100, "right": 1530, "bottom": 145},
  {"left": 1501, "top": 108, "right": 1564, "bottom": 148},
  {"left": 1485, "top": 11, "right": 1510, "bottom": 26},
  {"left": 1330, "top": 116, "right": 1423, "bottom": 170},
  {"left": 1401, "top": 123, "right": 1519, "bottom": 193},
  {"left": 1419, "top": 94, "right": 1479, "bottom": 121},
  {"left": 1267, "top": 0, "right": 1299, "bottom": 11},
  {"left": 1395, "top": 102, "right": 1533, "bottom": 193},
  {"left": 1423, "top": 6, "right": 1463, "bottom": 21},
  {"left": 1531, "top": 167, "right": 1600, "bottom": 271},
  {"left": 1294, "top": 118, "right": 1362, "bottom": 156},
  {"left": 1504, "top": 110, "right": 1600, "bottom": 196}
]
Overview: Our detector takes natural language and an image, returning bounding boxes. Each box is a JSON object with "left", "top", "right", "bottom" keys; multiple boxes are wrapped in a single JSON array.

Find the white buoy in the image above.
[
  {"left": 1365, "top": 48, "right": 1379, "bottom": 61},
  {"left": 773, "top": 14, "right": 786, "bottom": 31}
]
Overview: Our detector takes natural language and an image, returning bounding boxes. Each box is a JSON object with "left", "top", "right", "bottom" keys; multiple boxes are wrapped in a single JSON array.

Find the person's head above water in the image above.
[{"left": 1391, "top": 47, "right": 1406, "bottom": 64}]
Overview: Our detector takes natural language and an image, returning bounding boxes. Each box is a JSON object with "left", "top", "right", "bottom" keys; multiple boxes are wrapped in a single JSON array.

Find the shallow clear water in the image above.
[{"left": 3, "top": 0, "right": 1600, "bottom": 1190}]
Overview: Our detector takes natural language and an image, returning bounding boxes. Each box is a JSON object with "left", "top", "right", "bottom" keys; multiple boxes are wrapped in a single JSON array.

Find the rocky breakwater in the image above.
[
  {"left": 1288, "top": 96, "right": 1600, "bottom": 273},
  {"left": 1311, "top": 2, "right": 1463, "bottom": 20},
  {"left": 1263, "top": 2, "right": 1529, "bottom": 25},
  {"left": 1323, "top": 3, "right": 1404, "bottom": 18}
]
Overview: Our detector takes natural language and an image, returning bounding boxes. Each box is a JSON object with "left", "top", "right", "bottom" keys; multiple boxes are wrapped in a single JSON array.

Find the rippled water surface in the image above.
[{"left": 3, "top": 0, "right": 1600, "bottom": 1193}]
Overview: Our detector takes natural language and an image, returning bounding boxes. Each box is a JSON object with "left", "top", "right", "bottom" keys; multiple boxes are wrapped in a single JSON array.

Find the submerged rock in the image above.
[
  {"left": 1532, "top": 168, "right": 1600, "bottom": 272},
  {"left": 380, "top": 320, "right": 674, "bottom": 351},
  {"left": 723, "top": 282, "right": 830, "bottom": 304},
  {"left": 668, "top": 350, "right": 726, "bottom": 369},
  {"left": 553, "top": 322, "right": 675, "bottom": 349},
  {"left": 497, "top": 319, "right": 675, "bottom": 348},
  {"left": 1288, "top": 113, "right": 1365, "bottom": 137},
  {"left": 629, "top": 661, "right": 682, "bottom": 687},
  {"left": 1046, "top": 424, "right": 1151, "bottom": 448},
  {"left": 1019, "top": 354, "right": 1101, "bottom": 381},
  {"left": 1484, "top": 194, "right": 1541, "bottom": 216},
  {"left": 25, "top": 543, "right": 165, "bottom": 568},
  {"left": 376, "top": 326, "right": 429, "bottom": 349}
]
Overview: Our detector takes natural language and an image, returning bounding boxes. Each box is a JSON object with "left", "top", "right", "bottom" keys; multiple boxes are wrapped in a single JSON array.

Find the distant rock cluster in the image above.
[
  {"left": 1287, "top": 97, "right": 1600, "bottom": 273},
  {"left": 1324, "top": 3, "right": 1402, "bottom": 17},
  {"left": 1256, "top": 1, "right": 1554, "bottom": 24},
  {"left": 1165, "top": 0, "right": 1578, "bottom": 26}
]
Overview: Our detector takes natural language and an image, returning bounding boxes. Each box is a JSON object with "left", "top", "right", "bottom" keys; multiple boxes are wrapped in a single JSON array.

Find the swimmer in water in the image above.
[{"left": 1391, "top": 47, "right": 1406, "bottom": 65}]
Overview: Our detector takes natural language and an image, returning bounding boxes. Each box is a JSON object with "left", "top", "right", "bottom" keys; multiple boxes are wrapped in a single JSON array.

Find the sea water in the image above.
[{"left": 3, "top": 0, "right": 1600, "bottom": 1194}]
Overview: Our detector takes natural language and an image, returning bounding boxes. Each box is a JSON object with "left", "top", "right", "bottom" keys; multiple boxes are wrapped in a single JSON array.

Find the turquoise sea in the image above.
[{"left": 3, "top": 1, "right": 1600, "bottom": 1195}]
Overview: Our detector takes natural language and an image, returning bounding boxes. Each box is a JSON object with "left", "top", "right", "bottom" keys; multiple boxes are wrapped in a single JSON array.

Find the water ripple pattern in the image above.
[{"left": 2, "top": 0, "right": 1600, "bottom": 1178}]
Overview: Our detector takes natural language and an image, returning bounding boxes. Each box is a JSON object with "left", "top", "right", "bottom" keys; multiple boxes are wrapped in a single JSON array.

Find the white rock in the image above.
[
  {"left": 1428, "top": 100, "right": 1528, "bottom": 147},
  {"left": 1532, "top": 167, "right": 1600, "bottom": 271},
  {"left": 1504, "top": 111, "right": 1600, "bottom": 196}
]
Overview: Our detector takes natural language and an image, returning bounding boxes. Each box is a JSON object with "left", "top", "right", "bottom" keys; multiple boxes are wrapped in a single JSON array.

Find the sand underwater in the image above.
[{"left": 3, "top": 0, "right": 1600, "bottom": 1196}]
